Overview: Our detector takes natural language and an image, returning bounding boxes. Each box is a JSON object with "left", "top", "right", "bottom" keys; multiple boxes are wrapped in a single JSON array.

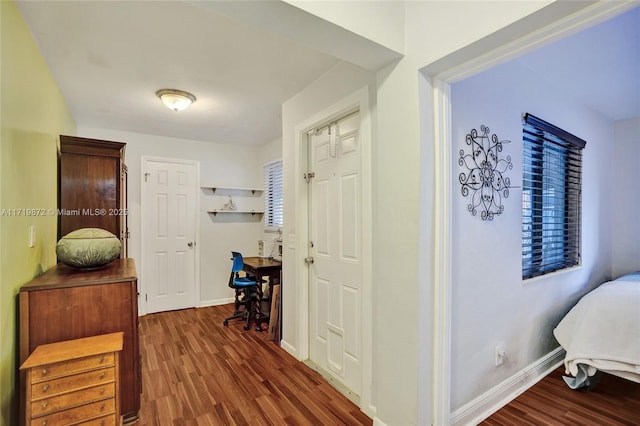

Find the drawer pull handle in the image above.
[
  {"left": 101, "top": 403, "right": 106, "bottom": 410},
  {"left": 99, "top": 354, "right": 105, "bottom": 363},
  {"left": 42, "top": 421, "right": 48, "bottom": 426},
  {"left": 41, "top": 368, "right": 48, "bottom": 375},
  {"left": 99, "top": 371, "right": 106, "bottom": 378},
  {"left": 42, "top": 401, "right": 48, "bottom": 409},
  {"left": 100, "top": 387, "right": 106, "bottom": 394},
  {"left": 42, "top": 384, "right": 49, "bottom": 392}
]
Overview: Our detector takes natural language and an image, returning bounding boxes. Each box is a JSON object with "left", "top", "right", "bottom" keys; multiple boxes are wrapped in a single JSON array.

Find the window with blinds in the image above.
[
  {"left": 264, "top": 160, "right": 283, "bottom": 230},
  {"left": 522, "top": 114, "right": 586, "bottom": 279}
]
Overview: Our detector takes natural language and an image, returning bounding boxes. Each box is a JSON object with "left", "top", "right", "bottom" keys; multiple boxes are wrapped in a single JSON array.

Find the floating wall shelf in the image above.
[
  {"left": 207, "top": 210, "right": 264, "bottom": 216},
  {"left": 202, "top": 186, "right": 263, "bottom": 194},
  {"left": 203, "top": 185, "right": 264, "bottom": 220}
]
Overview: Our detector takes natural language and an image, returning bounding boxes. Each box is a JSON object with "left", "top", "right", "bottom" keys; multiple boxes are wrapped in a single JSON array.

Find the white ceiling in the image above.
[
  {"left": 17, "top": 2, "right": 639, "bottom": 147},
  {"left": 16, "top": 1, "right": 340, "bottom": 146},
  {"left": 517, "top": 6, "right": 640, "bottom": 122}
]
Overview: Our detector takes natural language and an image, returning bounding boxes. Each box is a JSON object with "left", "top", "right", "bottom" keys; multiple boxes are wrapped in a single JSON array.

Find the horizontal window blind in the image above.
[
  {"left": 522, "top": 113, "right": 586, "bottom": 279},
  {"left": 264, "top": 160, "right": 283, "bottom": 229}
]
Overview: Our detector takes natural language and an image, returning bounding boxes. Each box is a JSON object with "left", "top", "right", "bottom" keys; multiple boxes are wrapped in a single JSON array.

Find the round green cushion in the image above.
[{"left": 56, "top": 228, "right": 121, "bottom": 269}]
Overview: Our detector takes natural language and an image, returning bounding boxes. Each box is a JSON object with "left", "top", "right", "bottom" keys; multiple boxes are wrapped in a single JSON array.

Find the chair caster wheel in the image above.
[
  {"left": 243, "top": 324, "right": 250, "bottom": 330},
  {"left": 223, "top": 320, "right": 229, "bottom": 327}
]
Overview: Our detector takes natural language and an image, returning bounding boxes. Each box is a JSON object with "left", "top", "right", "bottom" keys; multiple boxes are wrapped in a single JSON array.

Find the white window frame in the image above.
[{"left": 263, "top": 159, "right": 283, "bottom": 232}]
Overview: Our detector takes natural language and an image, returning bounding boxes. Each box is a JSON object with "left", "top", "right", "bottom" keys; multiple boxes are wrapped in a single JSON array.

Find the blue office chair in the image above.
[{"left": 223, "top": 251, "right": 261, "bottom": 330}]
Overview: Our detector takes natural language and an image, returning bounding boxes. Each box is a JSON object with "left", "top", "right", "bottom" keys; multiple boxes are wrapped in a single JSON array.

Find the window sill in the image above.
[
  {"left": 523, "top": 264, "right": 583, "bottom": 285},
  {"left": 264, "top": 227, "right": 282, "bottom": 234}
]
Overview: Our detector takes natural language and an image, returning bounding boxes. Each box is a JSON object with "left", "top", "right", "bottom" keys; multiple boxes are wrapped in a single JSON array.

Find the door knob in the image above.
[{"left": 188, "top": 241, "right": 195, "bottom": 248}]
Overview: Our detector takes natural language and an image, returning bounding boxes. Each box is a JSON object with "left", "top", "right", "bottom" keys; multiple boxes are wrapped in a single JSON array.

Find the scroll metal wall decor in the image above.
[{"left": 459, "top": 125, "right": 513, "bottom": 220}]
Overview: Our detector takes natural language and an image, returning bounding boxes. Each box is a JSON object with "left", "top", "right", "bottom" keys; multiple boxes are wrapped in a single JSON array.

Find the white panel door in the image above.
[
  {"left": 309, "top": 111, "right": 362, "bottom": 396},
  {"left": 144, "top": 160, "right": 197, "bottom": 313}
]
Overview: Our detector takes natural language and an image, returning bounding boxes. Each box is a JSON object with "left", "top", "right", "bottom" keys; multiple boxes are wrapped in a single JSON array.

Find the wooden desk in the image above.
[
  {"left": 242, "top": 257, "right": 281, "bottom": 334},
  {"left": 242, "top": 256, "right": 282, "bottom": 286}
]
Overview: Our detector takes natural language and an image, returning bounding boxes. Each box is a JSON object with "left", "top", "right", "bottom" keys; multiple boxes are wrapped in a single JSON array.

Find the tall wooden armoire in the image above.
[{"left": 58, "top": 135, "right": 128, "bottom": 255}]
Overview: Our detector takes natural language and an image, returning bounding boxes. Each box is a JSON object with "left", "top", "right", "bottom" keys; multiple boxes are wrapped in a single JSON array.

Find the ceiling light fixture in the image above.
[{"left": 156, "top": 89, "right": 196, "bottom": 112}]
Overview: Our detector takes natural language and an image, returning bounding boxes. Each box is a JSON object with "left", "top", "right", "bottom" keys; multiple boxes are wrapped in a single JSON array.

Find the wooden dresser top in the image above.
[
  {"left": 20, "top": 258, "right": 137, "bottom": 291},
  {"left": 20, "top": 332, "right": 124, "bottom": 369}
]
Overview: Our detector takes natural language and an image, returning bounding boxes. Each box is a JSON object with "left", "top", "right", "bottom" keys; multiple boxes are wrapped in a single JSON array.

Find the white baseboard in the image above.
[
  {"left": 451, "top": 347, "right": 565, "bottom": 426},
  {"left": 198, "top": 297, "right": 234, "bottom": 308},
  {"left": 364, "top": 402, "right": 377, "bottom": 422},
  {"left": 280, "top": 339, "right": 298, "bottom": 359},
  {"left": 373, "top": 417, "right": 389, "bottom": 426}
]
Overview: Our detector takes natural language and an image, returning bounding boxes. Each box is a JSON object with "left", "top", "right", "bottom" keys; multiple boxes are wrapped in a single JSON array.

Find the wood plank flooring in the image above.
[
  {"left": 481, "top": 367, "right": 640, "bottom": 425},
  {"left": 137, "top": 305, "right": 372, "bottom": 426},
  {"left": 137, "top": 305, "right": 640, "bottom": 425}
]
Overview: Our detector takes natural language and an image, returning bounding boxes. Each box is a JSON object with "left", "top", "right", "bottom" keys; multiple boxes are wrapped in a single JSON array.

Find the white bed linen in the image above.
[{"left": 553, "top": 273, "right": 640, "bottom": 384}]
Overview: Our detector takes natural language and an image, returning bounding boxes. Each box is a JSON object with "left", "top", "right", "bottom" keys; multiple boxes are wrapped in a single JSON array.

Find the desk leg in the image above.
[
  {"left": 267, "top": 284, "right": 281, "bottom": 340},
  {"left": 256, "top": 274, "right": 279, "bottom": 332}
]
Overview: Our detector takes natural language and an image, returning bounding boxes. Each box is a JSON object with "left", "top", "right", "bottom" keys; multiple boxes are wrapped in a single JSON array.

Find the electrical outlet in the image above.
[{"left": 495, "top": 343, "right": 506, "bottom": 366}]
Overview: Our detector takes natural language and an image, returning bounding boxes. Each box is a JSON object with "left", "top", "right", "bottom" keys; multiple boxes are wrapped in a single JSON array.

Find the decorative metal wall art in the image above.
[{"left": 459, "top": 125, "right": 513, "bottom": 220}]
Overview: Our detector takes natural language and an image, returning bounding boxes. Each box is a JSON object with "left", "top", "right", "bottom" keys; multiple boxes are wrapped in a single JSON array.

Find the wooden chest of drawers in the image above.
[
  {"left": 20, "top": 333, "right": 123, "bottom": 426},
  {"left": 19, "top": 259, "right": 140, "bottom": 424}
]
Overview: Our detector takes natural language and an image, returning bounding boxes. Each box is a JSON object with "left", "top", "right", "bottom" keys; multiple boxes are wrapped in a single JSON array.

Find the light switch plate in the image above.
[{"left": 29, "top": 225, "right": 36, "bottom": 248}]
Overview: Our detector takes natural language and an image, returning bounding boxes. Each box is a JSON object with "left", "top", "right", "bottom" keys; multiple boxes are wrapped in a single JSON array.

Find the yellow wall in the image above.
[{"left": 0, "top": 2, "right": 76, "bottom": 423}]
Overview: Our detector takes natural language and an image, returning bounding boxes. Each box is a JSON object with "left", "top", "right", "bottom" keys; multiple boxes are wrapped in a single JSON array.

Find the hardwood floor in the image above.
[
  {"left": 481, "top": 367, "right": 640, "bottom": 425},
  {"left": 137, "top": 305, "right": 371, "bottom": 426},
  {"left": 137, "top": 306, "right": 640, "bottom": 425}
]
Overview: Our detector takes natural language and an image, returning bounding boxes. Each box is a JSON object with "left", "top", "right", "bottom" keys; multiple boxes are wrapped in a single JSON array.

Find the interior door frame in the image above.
[
  {"left": 140, "top": 156, "right": 201, "bottom": 315},
  {"left": 293, "top": 87, "right": 374, "bottom": 417},
  {"left": 423, "top": 2, "right": 637, "bottom": 425}
]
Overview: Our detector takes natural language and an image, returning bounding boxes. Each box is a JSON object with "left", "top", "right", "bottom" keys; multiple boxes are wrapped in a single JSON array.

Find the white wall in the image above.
[
  {"left": 375, "top": 3, "right": 573, "bottom": 424},
  {"left": 281, "top": 61, "right": 375, "bottom": 351},
  {"left": 284, "top": 0, "right": 406, "bottom": 53},
  {"left": 74, "top": 3, "right": 623, "bottom": 426},
  {"left": 405, "top": 1, "right": 552, "bottom": 66},
  {"left": 259, "top": 137, "right": 283, "bottom": 255},
  {"left": 77, "top": 126, "right": 267, "bottom": 312},
  {"left": 374, "top": 56, "right": 424, "bottom": 425},
  {"left": 449, "top": 58, "right": 614, "bottom": 410},
  {"left": 276, "top": 2, "right": 598, "bottom": 425},
  {"left": 260, "top": 137, "right": 282, "bottom": 170},
  {"left": 612, "top": 117, "right": 640, "bottom": 278},
  {"left": 280, "top": 60, "right": 377, "bottom": 417}
]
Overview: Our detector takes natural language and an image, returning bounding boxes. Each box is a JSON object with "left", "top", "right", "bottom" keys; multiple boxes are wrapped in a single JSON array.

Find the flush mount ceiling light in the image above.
[{"left": 156, "top": 89, "right": 196, "bottom": 112}]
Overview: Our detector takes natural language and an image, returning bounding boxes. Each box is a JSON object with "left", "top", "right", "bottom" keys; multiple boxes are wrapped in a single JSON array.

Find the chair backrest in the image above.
[{"left": 231, "top": 251, "right": 244, "bottom": 273}]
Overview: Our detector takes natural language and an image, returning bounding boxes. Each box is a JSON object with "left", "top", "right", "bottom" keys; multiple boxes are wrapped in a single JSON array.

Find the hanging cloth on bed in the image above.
[{"left": 562, "top": 363, "right": 602, "bottom": 389}]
